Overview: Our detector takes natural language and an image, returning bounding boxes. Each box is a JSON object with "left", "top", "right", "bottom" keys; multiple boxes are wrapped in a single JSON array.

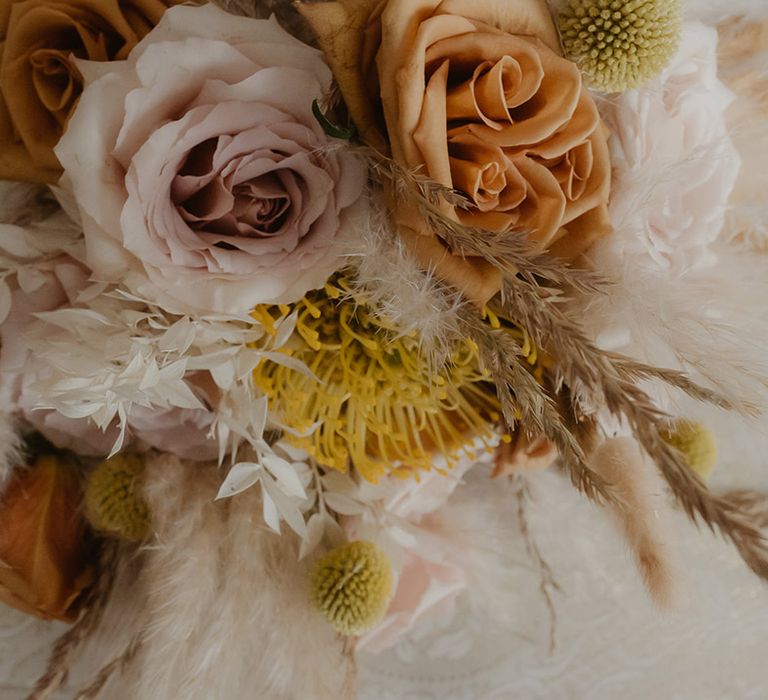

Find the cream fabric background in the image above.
[{"left": 1, "top": 405, "right": 766, "bottom": 699}]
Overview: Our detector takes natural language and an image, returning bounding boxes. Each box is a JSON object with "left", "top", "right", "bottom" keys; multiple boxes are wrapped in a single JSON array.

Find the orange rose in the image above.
[
  {"left": 0, "top": 0, "right": 181, "bottom": 183},
  {"left": 300, "top": 0, "right": 612, "bottom": 305},
  {"left": 0, "top": 455, "right": 94, "bottom": 621}
]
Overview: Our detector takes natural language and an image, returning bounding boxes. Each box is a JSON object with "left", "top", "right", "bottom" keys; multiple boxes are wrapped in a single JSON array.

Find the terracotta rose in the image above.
[
  {"left": 0, "top": 0, "right": 181, "bottom": 183},
  {"left": 300, "top": 0, "right": 612, "bottom": 305},
  {"left": 0, "top": 455, "right": 94, "bottom": 621}
]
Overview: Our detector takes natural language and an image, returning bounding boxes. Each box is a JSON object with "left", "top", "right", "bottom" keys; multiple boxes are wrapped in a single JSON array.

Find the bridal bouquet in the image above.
[{"left": 1, "top": 1, "right": 767, "bottom": 697}]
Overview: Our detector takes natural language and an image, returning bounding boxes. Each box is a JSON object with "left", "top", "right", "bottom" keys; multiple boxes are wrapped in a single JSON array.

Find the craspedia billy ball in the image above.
[
  {"left": 84, "top": 453, "right": 151, "bottom": 542},
  {"left": 309, "top": 540, "right": 393, "bottom": 636},
  {"left": 661, "top": 420, "right": 718, "bottom": 481},
  {"left": 558, "top": 0, "right": 682, "bottom": 92}
]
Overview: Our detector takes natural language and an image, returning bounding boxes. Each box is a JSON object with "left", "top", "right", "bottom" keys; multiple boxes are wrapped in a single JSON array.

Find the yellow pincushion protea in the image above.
[
  {"left": 252, "top": 277, "right": 514, "bottom": 482},
  {"left": 310, "top": 541, "right": 393, "bottom": 636}
]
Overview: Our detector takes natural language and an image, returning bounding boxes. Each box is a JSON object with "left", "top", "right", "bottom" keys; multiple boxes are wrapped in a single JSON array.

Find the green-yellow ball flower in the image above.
[
  {"left": 84, "top": 454, "right": 151, "bottom": 543},
  {"left": 309, "top": 541, "right": 393, "bottom": 636},
  {"left": 661, "top": 420, "right": 718, "bottom": 481},
  {"left": 558, "top": 0, "right": 682, "bottom": 92}
]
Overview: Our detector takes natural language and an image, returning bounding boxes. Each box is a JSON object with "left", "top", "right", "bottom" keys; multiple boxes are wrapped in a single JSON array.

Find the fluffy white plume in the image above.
[
  {"left": 581, "top": 21, "right": 768, "bottom": 411},
  {"left": 345, "top": 202, "right": 465, "bottom": 364},
  {"left": 578, "top": 242, "right": 768, "bottom": 412},
  {"left": 117, "top": 454, "right": 355, "bottom": 700},
  {"left": 590, "top": 437, "right": 678, "bottom": 608}
]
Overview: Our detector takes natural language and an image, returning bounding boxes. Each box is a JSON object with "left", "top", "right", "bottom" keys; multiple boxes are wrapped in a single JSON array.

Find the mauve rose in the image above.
[{"left": 56, "top": 4, "right": 366, "bottom": 316}]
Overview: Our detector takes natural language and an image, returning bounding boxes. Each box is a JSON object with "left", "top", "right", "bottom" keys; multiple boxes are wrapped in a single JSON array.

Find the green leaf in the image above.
[{"left": 312, "top": 100, "right": 357, "bottom": 140}]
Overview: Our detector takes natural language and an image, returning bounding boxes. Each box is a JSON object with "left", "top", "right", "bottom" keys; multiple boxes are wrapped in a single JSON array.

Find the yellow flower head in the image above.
[
  {"left": 558, "top": 0, "right": 682, "bottom": 92},
  {"left": 85, "top": 454, "right": 151, "bottom": 543},
  {"left": 310, "top": 540, "right": 393, "bottom": 636},
  {"left": 252, "top": 276, "right": 505, "bottom": 482},
  {"left": 661, "top": 419, "right": 718, "bottom": 481}
]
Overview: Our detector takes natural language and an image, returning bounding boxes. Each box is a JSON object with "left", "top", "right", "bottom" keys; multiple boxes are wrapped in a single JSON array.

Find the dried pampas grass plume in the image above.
[
  {"left": 591, "top": 437, "right": 678, "bottom": 608},
  {"left": 344, "top": 197, "right": 466, "bottom": 366},
  {"left": 352, "top": 141, "right": 768, "bottom": 581},
  {"left": 116, "top": 454, "right": 356, "bottom": 700},
  {"left": 721, "top": 491, "right": 768, "bottom": 530}
]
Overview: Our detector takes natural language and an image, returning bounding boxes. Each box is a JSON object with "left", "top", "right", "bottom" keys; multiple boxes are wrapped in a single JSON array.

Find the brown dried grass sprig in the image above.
[
  {"left": 721, "top": 491, "right": 768, "bottom": 530},
  {"left": 496, "top": 278, "right": 768, "bottom": 580},
  {"left": 348, "top": 144, "right": 610, "bottom": 298},
  {"left": 27, "top": 541, "right": 120, "bottom": 700},
  {"left": 72, "top": 636, "right": 142, "bottom": 700},
  {"left": 359, "top": 146, "right": 768, "bottom": 578},
  {"left": 514, "top": 477, "right": 560, "bottom": 654},
  {"left": 349, "top": 126, "right": 768, "bottom": 580},
  {"left": 609, "top": 356, "right": 757, "bottom": 414},
  {"left": 458, "top": 308, "right": 613, "bottom": 504}
]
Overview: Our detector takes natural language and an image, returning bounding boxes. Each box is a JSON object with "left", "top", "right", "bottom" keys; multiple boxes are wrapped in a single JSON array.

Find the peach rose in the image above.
[
  {"left": 300, "top": 0, "right": 612, "bottom": 305},
  {"left": 0, "top": 0, "right": 180, "bottom": 183}
]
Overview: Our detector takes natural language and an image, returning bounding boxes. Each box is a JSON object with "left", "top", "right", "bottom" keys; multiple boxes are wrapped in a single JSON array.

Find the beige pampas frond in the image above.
[
  {"left": 576, "top": 245, "right": 768, "bottom": 413},
  {"left": 124, "top": 455, "right": 228, "bottom": 700},
  {"left": 117, "top": 454, "right": 355, "bottom": 700},
  {"left": 345, "top": 202, "right": 466, "bottom": 366},
  {"left": 591, "top": 438, "right": 678, "bottom": 607},
  {"left": 490, "top": 277, "right": 768, "bottom": 581}
]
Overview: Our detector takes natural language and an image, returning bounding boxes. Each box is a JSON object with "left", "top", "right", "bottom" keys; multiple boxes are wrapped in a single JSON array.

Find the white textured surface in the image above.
[
  {"left": 357, "top": 407, "right": 768, "bottom": 699},
  {"left": 1, "top": 408, "right": 767, "bottom": 699}
]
